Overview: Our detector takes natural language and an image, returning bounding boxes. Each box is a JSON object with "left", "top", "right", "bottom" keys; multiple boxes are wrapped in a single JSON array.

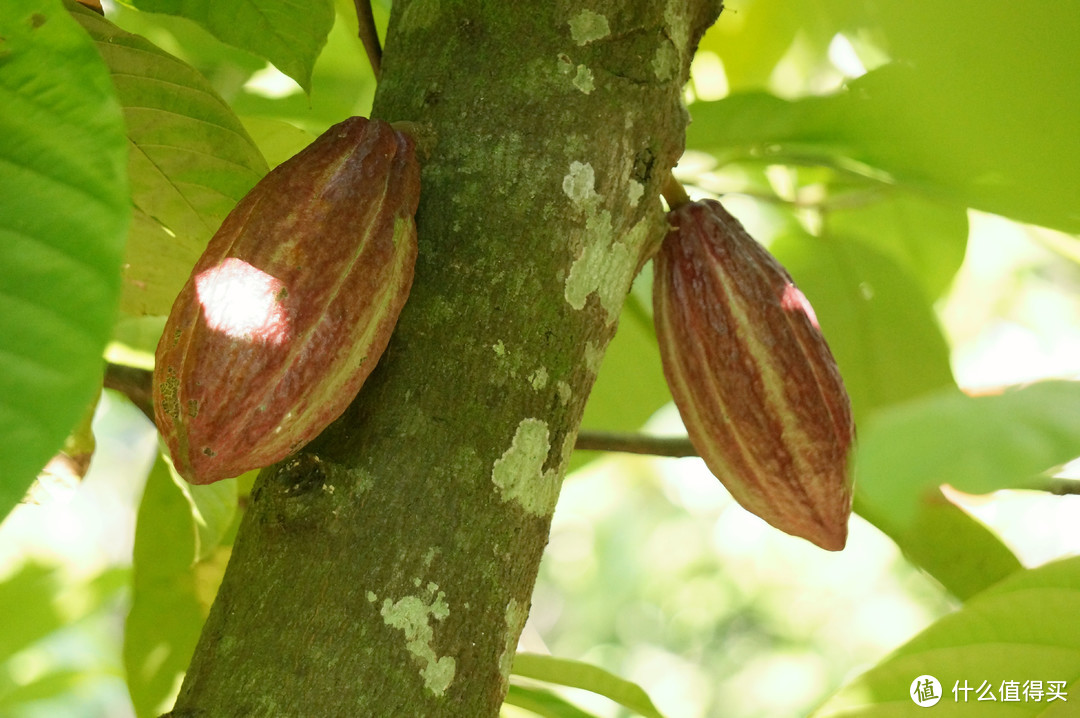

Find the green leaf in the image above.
[
  {"left": 687, "top": 47, "right": 1080, "bottom": 234},
  {"left": 856, "top": 490, "right": 1021, "bottom": 602},
  {"left": 504, "top": 684, "right": 599, "bottom": 718},
  {"left": 0, "top": 670, "right": 84, "bottom": 711},
  {"left": 180, "top": 476, "right": 238, "bottom": 562},
  {"left": 239, "top": 117, "right": 315, "bottom": 169},
  {"left": 856, "top": 382, "right": 1080, "bottom": 529},
  {"left": 0, "top": 0, "right": 130, "bottom": 521},
  {"left": 122, "top": 0, "right": 334, "bottom": 93},
  {"left": 854, "top": 380, "right": 1080, "bottom": 599},
  {"left": 814, "top": 555, "right": 1080, "bottom": 717},
  {"left": 824, "top": 190, "right": 968, "bottom": 301},
  {"left": 70, "top": 2, "right": 269, "bottom": 316},
  {"left": 124, "top": 455, "right": 205, "bottom": 718},
  {"left": 511, "top": 653, "right": 666, "bottom": 718},
  {"left": 770, "top": 233, "right": 954, "bottom": 424},
  {"left": 0, "top": 565, "right": 65, "bottom": 666}
]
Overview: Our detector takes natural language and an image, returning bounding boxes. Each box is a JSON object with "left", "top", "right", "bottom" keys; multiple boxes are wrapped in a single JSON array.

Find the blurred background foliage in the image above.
[{"left": 2, "top": 0, "right": 1080, "bottom": 716}]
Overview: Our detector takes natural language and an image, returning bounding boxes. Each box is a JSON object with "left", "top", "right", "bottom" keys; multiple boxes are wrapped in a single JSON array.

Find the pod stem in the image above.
[{"left": 661, "top": 174, "right": 692, "bottom": 209}]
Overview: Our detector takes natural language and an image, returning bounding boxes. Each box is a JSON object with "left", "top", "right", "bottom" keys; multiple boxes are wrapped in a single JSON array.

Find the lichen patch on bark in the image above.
[
  {"left": 568, "top": 10, "right": 610, "bottom": 46},
  {"left": 378, "top": 583, "right": 457, "bottom": 696},
  {"left": 491, "top": 418, "right": 560, "bottom": 517}
]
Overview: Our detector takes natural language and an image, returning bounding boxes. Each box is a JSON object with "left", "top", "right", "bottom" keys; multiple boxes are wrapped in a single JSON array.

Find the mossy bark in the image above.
[{"left": 168, "top": 2, "right": 721, "bottom": 716}]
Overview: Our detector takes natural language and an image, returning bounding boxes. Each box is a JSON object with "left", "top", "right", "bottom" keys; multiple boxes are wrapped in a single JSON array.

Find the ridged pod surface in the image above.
[
  {"left": 154, "top": 117, "right": 420, "bottom": 484},
  {"left": 654, "top": 199, "right": 855, "bottom": 550}
]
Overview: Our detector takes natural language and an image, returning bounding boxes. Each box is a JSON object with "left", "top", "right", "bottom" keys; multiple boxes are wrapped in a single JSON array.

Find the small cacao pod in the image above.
[
  {"left": 154, "top": 117, "right": 420, "bottom": 484},
  {"left": 653, "top": 199, "right": 855, "bottom": 550}
]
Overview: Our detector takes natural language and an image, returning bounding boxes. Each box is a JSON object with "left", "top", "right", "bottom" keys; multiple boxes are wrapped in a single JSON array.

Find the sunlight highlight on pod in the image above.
[
  {"left": 194, "top": 257, "right": 291, "bottom": 345},
  {"left": 780, "top": 284, "right": 820, "bottom": 329}
]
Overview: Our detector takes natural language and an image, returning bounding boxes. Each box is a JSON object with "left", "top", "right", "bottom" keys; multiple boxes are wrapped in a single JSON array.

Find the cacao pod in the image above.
[
  {"left": 154, "top": 117, "right": 420, "bottom": 484},
  {"left": 653, "top": 199, "right": 854, "bottom": 550}
]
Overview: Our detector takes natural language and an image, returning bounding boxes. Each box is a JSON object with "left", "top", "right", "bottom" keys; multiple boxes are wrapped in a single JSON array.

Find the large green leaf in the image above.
[
  {"left": 124, "top": 455, "right": 206, "bottom": 717},
  {"left": 856, "top": 490, "right": 1021, "bottom": 602},
  {"left": 770, "top": 233, "right": 954, "bottom": 424},
  {"left": 851, "top": 381, "right": 1080, "bottom": 599},
  {"left": 512, "top": 653, "right": 667, "bottom": 718},
  {"left": 121, "top": 0, "right": 334, "bottom": 93},
  {"left": 814, "top": 555, "right": 1080, "bottom": 717},
  {"left": 504, "top": 684, "right": 599, "bottom": 718},
  {"left": 824, "top": 190, "right": 968, "bottom": 301},
  {"left": 856, "top": 382, "right": 1080, "bottom": 529},
  {"left": 687, "top": 0, "right": 1080, "bottom": 234},
  {"left": 70, "top": 2, "right": 268, "bottom": 316},
  {"left": 0, "top": 0, "right": 130, "bottom": 520}
]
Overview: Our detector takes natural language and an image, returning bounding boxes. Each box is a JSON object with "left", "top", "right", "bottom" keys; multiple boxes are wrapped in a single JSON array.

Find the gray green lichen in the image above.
[
  {"left": 491, "top": 418, "right": 561, "bottom": 517},
  {"left": 572, "top": 65, "right": 595, "bottom": 94},
  {"left": 498, "top": 597, "right": 529, "bottom": 686},
  {"left": 378, "top": 583, "right": 457, "bottom": 696},
  {"left": 528, "top": 367, "right": 549, "bottom": 391},
  {"left": 568, "top": 10, "right": 610, "bottom": 46},
  {"left": 561, "top": 162, "right": 647, "bottom": 323}
]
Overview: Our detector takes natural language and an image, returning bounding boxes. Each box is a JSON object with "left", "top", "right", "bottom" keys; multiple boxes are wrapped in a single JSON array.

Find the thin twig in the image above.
[
  {"left": 574, "top": 430, "right": 697, "bottom": 458},
  {"left": 354, "top": 0, "right": 382, "bottom": 79}
]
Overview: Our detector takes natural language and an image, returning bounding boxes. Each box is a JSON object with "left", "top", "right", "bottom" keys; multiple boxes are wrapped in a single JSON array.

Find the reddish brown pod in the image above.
[
  {"left": 154, "top": 117, "right": 420, "bottom": 484},
  {"left": 653, "top": 199, "right": 855, "bottom": 550}
]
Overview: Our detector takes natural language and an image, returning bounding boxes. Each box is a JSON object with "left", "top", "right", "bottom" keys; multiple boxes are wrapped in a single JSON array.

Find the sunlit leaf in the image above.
[
  {"left": 121, "top": 0, "right": 334, "bottom": 93},
  {"left": 856, "top": 382, "right": 1080, "bottom": 529},
  {"left": 124, "top": 455, "right": 205, "bottom": 718},
  {"left": 814, "top": 555, "right": 1080, "bottom": 717},
  {"left": 857, "top": 490, "right": 1021, "bottom": 601},
  {"left": 504, "top": 684, "right": 599, "bottom": 718},
  {"left": 687, "top": 51, "right": 1080, "bottom": 234},
  {"left": 70, "top": 2, "right": 268, "bottom": 316},
  {"left": 0, "top": 670, "right": 83, "bottom": 711},
  {"left": 181, "top": 477, "right": 238, "bottom": 562},
  {"left": 239, "top": 117, "right": 314, "bottom": 169},
  {"left": 511, "top": 653, "right": 666, "bottom": 718},
  {"left": 0, "top": 0, "right": 129, "bottom": 521}
]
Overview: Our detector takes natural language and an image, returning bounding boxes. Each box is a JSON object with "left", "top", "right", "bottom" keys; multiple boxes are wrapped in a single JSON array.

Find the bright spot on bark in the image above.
[
  {"left": 493, "top": 340, "right": 506, "bottom": 356},
  {"left": 195, "top": 258, "right": 291, "bottom": 344},
  {"left": 491, "top": 419, "right": 560, "bottom": 517},
  {"left": 584, "top": 340, "right": 605, "bottom": 375},
  {"left": 529, "top": 367, "right": 549, "bottom": 390},
  {"left": 562, "top": 161, "right": 597, "bottom": 208},
  {"left": 573, "top": 65, "right": 594, "bottom": 94},
  {"left": 562, "top": 163, "right": 649, "bottom": 322},
  {"left": 556, "top": 381, "right": 573, "bottom": 406},
  {"left": 499, "top": 598, "right": 529, "bottom": 685},
  {"left": 781, "top": 284, "right": 820, "bottom": 329},
  {"left": 569, "top": 10, "right": 610, "bottom": 46},
  {"left": 380, "top": 583, "right": 457, "bottom": 696},
  {"left": 627, "top": 180, "right": 644, "bottom": 207}
]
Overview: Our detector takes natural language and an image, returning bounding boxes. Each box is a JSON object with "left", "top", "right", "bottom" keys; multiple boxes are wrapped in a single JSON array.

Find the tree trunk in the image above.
[{"left": 168, "top": 2, "right": 721, "bottom": 715}]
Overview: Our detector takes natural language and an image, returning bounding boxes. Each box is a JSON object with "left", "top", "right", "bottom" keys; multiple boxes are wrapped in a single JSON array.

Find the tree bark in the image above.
[{"left": 168, "top": 2, "right": 721, "bottom": 716}]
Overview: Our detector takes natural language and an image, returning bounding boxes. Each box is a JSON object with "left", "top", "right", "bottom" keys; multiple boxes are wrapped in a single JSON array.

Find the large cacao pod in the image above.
[
  {"left": 154, "top": 117, "right": 420, "bottom": 485},
  {"left": 653, "top": 199, "right": 854, "bottom": 550}
]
